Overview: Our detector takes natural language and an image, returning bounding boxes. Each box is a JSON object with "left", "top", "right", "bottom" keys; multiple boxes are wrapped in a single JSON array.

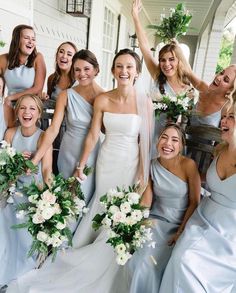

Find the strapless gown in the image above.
[
  {"left": 159, "top": 157, "right": 236, "bottom": 293},
  {"left": 6, "top": 112, "right": 141, "bottom": 293}
]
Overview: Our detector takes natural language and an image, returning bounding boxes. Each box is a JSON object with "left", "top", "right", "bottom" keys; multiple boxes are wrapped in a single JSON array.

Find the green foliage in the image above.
[
  {"left": 216, "top": 33, "right": 233, "bottom": 74},
  {"left": 0, "top": 40, "right": 5, "bottom": 48},
  {"left": 147, "top": 3, "right": 192, "bottom": 43}
]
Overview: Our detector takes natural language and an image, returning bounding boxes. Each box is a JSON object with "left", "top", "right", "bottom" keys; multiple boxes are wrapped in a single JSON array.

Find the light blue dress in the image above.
[
  {"left": 0, "top": 127, "right": 43, "bottom": 285},
  {"left": 190, "top": 105, "right": 221, "bottom": 127},
  {"left": 0, "top": 98, "right": 6, "bottom": 140},
  {"left": 4, "top": 65, "right": 35, "bottom": 95},
  {"left": 124, "top": 159, "right": 188, "bottom": 293},
  {"left": 50, "top": 85, "right": 62, "bottom": 101},
  {"left": 57, "top": 88, "right": 100, "bottom": 204},
  {"left": 160, "top": 156, "right": 236, "bottom": 293}
]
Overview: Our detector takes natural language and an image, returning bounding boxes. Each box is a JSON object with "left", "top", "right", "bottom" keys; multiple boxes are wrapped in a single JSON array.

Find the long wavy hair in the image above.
[
  {"left": 0, "top": 74, "right": 6, "bottom": 97},
  {"left": 8, "top": 24, "right": 37, "bottom": 70},
  {"left": 47, "top": 41, "right": 78, "bottom": 98},
  {"left": 155, "top": 41, "right": 191, "bottom": 94}
]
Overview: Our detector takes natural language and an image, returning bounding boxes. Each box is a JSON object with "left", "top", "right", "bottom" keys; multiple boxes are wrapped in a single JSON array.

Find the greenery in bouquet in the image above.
[
  {"left": 150, "top": 90, "right": 194, "bottom": 122},
  {"left": 147, "top": 3, "right": 192, "bottom": 43},
  {"left": 0, "top": 140, "right": 38, "bottom": 201},
  {"left": 12, "top": 172, "right": 90, "bottom": 261},
  {"left": 92, "top": 184, "right": 154, "bottom": 265}
]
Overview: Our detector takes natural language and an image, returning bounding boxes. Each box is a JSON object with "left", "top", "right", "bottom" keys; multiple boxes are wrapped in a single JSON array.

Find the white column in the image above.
[{"left": 231, "top": 35, "right": 236, "bottom": 64}]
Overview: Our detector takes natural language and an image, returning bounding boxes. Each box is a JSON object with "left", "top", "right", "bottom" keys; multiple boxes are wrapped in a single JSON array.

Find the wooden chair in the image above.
[{"left": 184, "top": 125, "right": 222, "bottom": 179}]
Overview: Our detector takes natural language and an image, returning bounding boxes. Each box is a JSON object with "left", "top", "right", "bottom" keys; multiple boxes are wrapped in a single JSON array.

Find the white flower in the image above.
[
  {"left": 169, "top": 96, "right": 177, "bottom": 102},
  {"left": 37, "top": 231, "right": 49, "bottom": 242},
  {"left": 41, "top": 190, "right": 56, "bottom": 204},
  {"left": 108, "top": 230, "right": 118, "bottom": 238},
  {"left": 0, "top": 140, "right": 10, "bottom": 148},
  {"left": 116, "top": 252, "right": 132, "bottom": 265},
  {"left": 109, "top": 205, "right": 120, "bottom": 214},
  {"left": 54, "top": 186, "right": 61, "bottom": 193},
  {"left": 53, "top": 203, "right": 62, "bottom": 214},
  {"left": 9, "top": 184, "right": 16, "bottom": 194},
  {"left": 116, "top": 192, "right": 125, "bottom": 199},
  {"left": 82, "top": 207, "right": 89, "bottom": 214},
  {"left": 6, "top": 147, "right": 16, "bottom": 157},
  {"left": 37, "top": 199, "right": 51, "bottom": 210},
  {"left": 28, "top": 194, "right": 39, "bottom": 203},
  {"left": 112, "top": 211, "right": 126, "bottom": 224},
  {"left": 32, "top": 212, "right": 45, "bottom": 224},
  {"left": 115, "top": 243, "right": 126, "bottom": 255},
  {"left": 41, "top": 207, "right": 55, "bottom": 220},
  {"left": 101, "top": 216, "right": 112, "bottom": 228},
  {"left": 131, "top": 210, "right": 143, "bottom": 222},
  {"left": 142, "top": 209, "right": 150, "bottom": 218},
  {"left": 50, "top": 232, "right": 63, "bottom": 247},
  {"left": 160, "top": 13, "right": 166, "bottom": 21},
  {"left": 127, "top": 192, "right": 140, "bottom": 205},
  {"left": 120, "top": 202, "right": 131, "bottom": 214},
  {"left": 16, "top": 210, "right": 27, "bottom": 220},
  {"left": 124, "top": 216, "right": 137, "bottom": 226},
  {"left": 0, "top": 159, "right": 6, "bottom": 166},
  {"left": 56, "top": 221, "right": 66, "bottom": 230},
  {"left": 107, "top": 188, "right": 118, "bottom": 199},
  {"left": 74, "top": 198, "right": 86, "bottom": 212}
]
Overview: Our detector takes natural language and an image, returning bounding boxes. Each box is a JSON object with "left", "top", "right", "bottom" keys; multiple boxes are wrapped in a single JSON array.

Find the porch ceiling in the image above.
[{"left": 141, "top": 0, "right": 219, "bottom": 35}]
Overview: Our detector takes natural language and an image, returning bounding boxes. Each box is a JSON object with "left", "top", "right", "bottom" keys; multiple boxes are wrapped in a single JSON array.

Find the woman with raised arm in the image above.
[
  {"left": 132, "top": 0, "right": 193, "bottom": 157},
  {"left": 6, "top": 48, "right": 152, "bottom": 293},
  {"left": 0, "top": 94, "right": 52, "bottom": 289},
  {"left": 160, "top": 97, "right": 236, "bottom": 292},
  {"left": 0, "top": 74, "right": 15, "bottom": 140},
  {"left": 122, "top": 123, "right": 200, "bottom": 293},
  {"left": 0, "top": 25, "right": 46, "bottom": 105},
  {"left": 31, "top": 49, "right": 103, "bottom": 205}
]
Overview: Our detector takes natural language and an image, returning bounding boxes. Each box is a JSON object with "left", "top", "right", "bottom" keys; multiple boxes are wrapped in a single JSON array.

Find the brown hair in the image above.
[
  {"left": 111, "top": 48, "right": 142, "bottom": 74},
  {"left": 15, "top": 94, "right": 43, "bottom": 118},
  {"left": 8, "top": 24, "right": 37, "bottom": 69},
  {"left": 47, "top": 41, "right": 78, "bottom": 98},
  {"left": 0, "top": 74, "right": 6, "bottom": 96},
  {"left": 156, "top": 41, "right": 190, "bottom": 94},
  {"left": 71, "top": 49, "right": 100, "bottom": 79}
]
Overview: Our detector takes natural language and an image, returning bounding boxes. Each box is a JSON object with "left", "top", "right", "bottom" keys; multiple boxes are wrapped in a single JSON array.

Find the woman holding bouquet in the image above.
[
  {"left": 132, "top": 0, "right": 193, "bottom": 157},
  {"left": 0, "top": 94, "right": 52, "bottom": 287},
  {"left": 31, "top": 49, "right": 103, "bottom": 206},
  {"left": 159, "top": 100, "right": 236, "bottom": 292},
  {"left": 122, "top": 123, "right": 200, "bottom": 293},
  {"left": 6, "top": 49, "right": 152, "bottom": 293}
]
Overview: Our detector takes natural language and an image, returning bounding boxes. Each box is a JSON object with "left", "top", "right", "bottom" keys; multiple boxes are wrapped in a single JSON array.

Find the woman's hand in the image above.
[
  {"left": 22, "top": 151, "right": 32, "bottom": 160},
  {"left": 73, "top": 166, "right": 87, "bottom": 183},
  {"left": 4, "top": 96, "right": 14, "bottom": 107},
  {"left": 40, "top": 92, "right": 49, "bottom": 101},
  {"left": 168, "top": 230, "right": 182, "bottom": 246},
  {"left": 132, "top": 0, "right": 142, "bottom": 19}
]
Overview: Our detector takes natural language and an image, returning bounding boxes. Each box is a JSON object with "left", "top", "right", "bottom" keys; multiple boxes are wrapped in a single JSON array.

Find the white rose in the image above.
[
  {"left": 131, "top": 210, "right": 143, "bottom": 222},
  {"left": 53, "top": 203, "right": 62, "bottom": 214},
  {"left": 6, "top": 147, "right": 16, "bottom": 157},
  {"left": 0, "top": 160, "right": 6, "bottom": 166},
  {"left": 115, "top": 243, "right": 126, "bottom": 254},
  {"left": 101, "top": 216, "right": 111, "bottom": 228},
  {"left": 37, "top": 231, "right": 49, "bottom": 242},
  {"left": 0, "top": 140, "right": 10, "bottom": 148},
  {"left": 142, "top": 209, "right": 150, "bottom": 218},
  {"left": 41, "top": 190, "right": 56, "bottom": 204},
  {"left": 50, "top": 232, "right": 63, "bottom": 247},
  {"left": 56, "top": 221, "right": 66, "bottom": 230},
  {"left": 116, "top": 192, "right": 125, "bottom": 199},
  {"left": 41, "top": 207, "right": 55, "bottom": 220},
  {"left": 120, "top": 202, "right": 131, "bottom": 214},
  {"left": 37, "top": 199, "right": 51, "bottom": 210},
  {"left": 124, "top": 216, "right": 136, "bottom": 226},
  {"left": 74, "top": 198, "right": 86, "bottom": 211},
  {"left": 109, "top": 205, "right": 120, "bottom": 214},
  {"left": 127, "top": 192, "right": 140, "bottom": 205},
  {"left": 116, "top": 252, "right": 132, "bottom": 265},
  {"left": 32, "top": 212, "right": 45, "bottom": 224},
  {"left": 112, "top": 211, "right": 126, "bottom": 224}
]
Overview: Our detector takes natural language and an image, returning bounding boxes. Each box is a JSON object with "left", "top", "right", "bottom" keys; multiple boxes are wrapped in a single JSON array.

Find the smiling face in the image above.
[
  {"left": 159, "top": 51, "right": 179, "bottom": 78},
  {"left": 56, "top": 43, "right": 76, "bottom": 72},
  {"left": 73, "top": 59, "right": 98, "bottom": 86},
  {"left": 112, "top": 54, "right": 138, "bottom": 86},
  {"left": 209, "top": 66, "right": 236, "bottom": 96},
  {"left": 19, "top": 28, "right": 36, "bottom": 56},
  {"left": 157, "top": 126, "right": 183, "bottom": 159},
  {"left": 16, "top": 96, "right": 41, "bottom": 128},
  {"left": 220, "top": 105, "right": 236, "bottom": 143}
]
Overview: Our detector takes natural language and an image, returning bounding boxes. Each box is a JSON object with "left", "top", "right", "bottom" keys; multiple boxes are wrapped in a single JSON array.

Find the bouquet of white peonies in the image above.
[
  {"left": 12, "top": 174, "right": 89, "bottom": 261},
  {"left": 0, "top": 140, "right": 37, "bottom": 206},
  {"left": 92, "top": 184, "right": 154, "bottom": 265}
]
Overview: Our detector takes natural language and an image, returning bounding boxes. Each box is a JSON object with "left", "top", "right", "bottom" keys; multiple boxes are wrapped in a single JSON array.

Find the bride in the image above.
[{"left": 7, "top": 48, "right": 153, "bottom": 293}]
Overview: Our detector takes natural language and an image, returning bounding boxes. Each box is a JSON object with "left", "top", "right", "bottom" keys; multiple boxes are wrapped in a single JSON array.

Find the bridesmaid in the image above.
[
  {"left": 43, "top": 41, "right": 77, "bottom": 174},
  {"left": 0, "top": 94, "right": 52, "bottom": 287},
  {"left": 31, "top": 49, "right": 104, "bottom": 205},
  {"left": 0, "top": 24, "right": 46, "bottom": 105},
  {"left": 0, "top": 74, "right": 15, "bottom": 140},
  {"left": 160, "top": 99, "right": 236, "bottom": 292},
  {"left": 124, "top": 123, "right": 200, "bottom": 293},
  {"left": 132, "top": 0, "right": 193, "bottom": 157}
]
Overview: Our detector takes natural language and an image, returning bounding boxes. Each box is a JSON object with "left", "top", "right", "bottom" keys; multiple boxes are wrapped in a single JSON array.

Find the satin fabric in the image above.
[
  {"left": 160, "top": 157, "right": 236, "bottom": 293},
  {"left": 0, "top": 127, "right": 43, "bottom": 285},
  {"left": 124, "top": 159, "right": 188, "bottom": 293},
  {"left": 190, "top": 105, "right": 221, "bottom": 127},
  {"left": 7, "top": 112, "right": 141, "bottom": 293}
]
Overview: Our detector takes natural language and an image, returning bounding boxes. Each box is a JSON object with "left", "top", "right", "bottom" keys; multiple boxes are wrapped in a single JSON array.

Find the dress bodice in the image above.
[
  {"left": 65, "top": 88, "right": 93, "bottom": 137},
  {"left": 190, "top": 105, "right": 221, "bottom": 127},
  {"left": 150, "top": 159, "right": 188, "bottom": 224},
  {"left": 200, "top": 157, "right": 236, "bottom": 241},
  {"left": 12, "top": 127, "right": 43, "bottom": 187},
  {"left": 4, "top": 65, "right": 35, "bottom": 95}
]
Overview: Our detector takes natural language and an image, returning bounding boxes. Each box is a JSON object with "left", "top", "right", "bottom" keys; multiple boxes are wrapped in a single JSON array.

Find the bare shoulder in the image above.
[
  {"left": 34, "top": 52, "right": 45, "bottom": 65},
  {"left": 94, "top": 90, "right": 114, "bottom": 107},
  {"left": 181, "top": 156, "right": 198, "bottom": 174},
  {"left": 4, "top": 127, "right": 17, "bottom": 144},
  {"left": 0, "top": 54, "right": 8, "bottom": 72}
]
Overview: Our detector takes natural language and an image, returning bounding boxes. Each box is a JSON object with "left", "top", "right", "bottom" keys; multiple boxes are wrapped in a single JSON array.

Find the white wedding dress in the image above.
[{"left": 7, "top": 112, "right": 141, "bottom": 293}]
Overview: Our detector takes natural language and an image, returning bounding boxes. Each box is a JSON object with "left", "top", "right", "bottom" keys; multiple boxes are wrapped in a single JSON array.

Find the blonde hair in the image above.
[{"left": 15, "top": 94, "right": 43, "bottom": 118}]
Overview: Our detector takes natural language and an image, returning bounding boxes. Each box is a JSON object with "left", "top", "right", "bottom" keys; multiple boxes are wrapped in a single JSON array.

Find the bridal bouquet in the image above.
[
  {"left": 0, "top": 140, "right": 37, "bottom": 204},
  {"left": 12, "top": 174, "right": 89, "bottom": 261},
  {"left": 150, "top": 90, "right": 194, "bottom": 122},
  {"left": 148, "top": 3, "right": 192, "bottom": 43},
  {"left": 92, "top": 184, "right": 153, "bottom": 265}
]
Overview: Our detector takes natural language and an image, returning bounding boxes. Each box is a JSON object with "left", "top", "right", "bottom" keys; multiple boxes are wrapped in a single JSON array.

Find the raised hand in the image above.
[{"left": 132, "top": 0, "right": 142, "bottom": 19}]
